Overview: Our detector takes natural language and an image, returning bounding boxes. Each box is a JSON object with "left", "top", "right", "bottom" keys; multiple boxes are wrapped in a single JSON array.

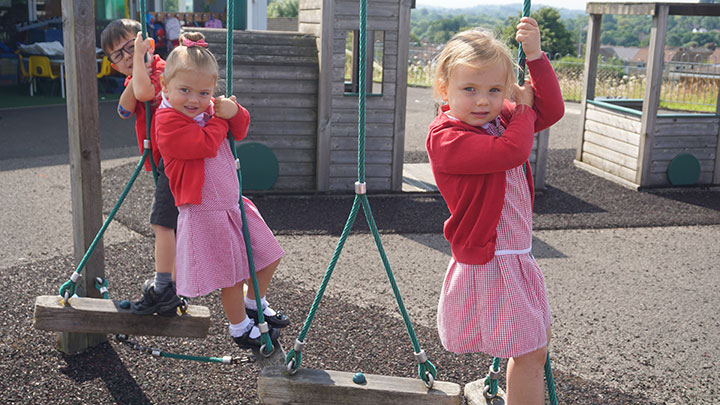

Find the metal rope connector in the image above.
[
  {"left": 257, "top": 322, "right": 270, "bottom": 334},
  {"left": 354, "top": 181, "right": 367, "bottom": 195},
  {"left": 293, "top": 339, "right": 305, "bottom": 353},
  {"left": 235, "top": 158, "right": 241, "bottom": 170},
  {"left": 143, "top": 139, "right": 151, "bottom": 150},
  {"left": 487, "top": 364, "right": 501, "bottom": 380},
  {"left": 414, "top": 349, "right": 428, "bottom": 364}
]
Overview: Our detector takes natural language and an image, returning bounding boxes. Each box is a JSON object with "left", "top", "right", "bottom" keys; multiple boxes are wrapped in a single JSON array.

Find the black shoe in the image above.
[
  {"left": 245, "top": 307, "right": 290, "bottom": 328},
  {"left": 233, "top": 326, "right": 281, "bottom": 350},
  {"left": 131, "top": 280, "right": 182, "bottom": 316}
]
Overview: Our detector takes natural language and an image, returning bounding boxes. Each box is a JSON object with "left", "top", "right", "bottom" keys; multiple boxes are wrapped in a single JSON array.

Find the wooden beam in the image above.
[
  {"left": 258, "top": 366, "right": 462, "bottom": 405},
  {"left": 534, "top": 128, "right": 550, "bottom": 190},
  {"left": 577, "top": 13, "right": 602, "bottom": 162},
  {"left": 637, "top": 4, "right": 668, "bottom": 187},
  {"left": 391, "top": 0, "right": 412, "bottom": 191},
  {"left": 307, "top": 0, "right": 334, "bottom": 191},
  {"left": 586, "top": 3, "right": 720, "bottom": 17},
  {"left": 60, "top": 0, "right": 105, "bottom": 353},
  {"left": 34, "top": 296, "right": 211, "bottom": 338}
]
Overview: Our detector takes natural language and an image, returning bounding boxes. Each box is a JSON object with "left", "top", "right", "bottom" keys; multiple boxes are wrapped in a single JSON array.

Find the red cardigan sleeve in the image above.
[
  {"left": 527, "top": 53, "right": 564, "bottom": 132},
  {"left": 155, "top": 108, "right": 229, "bottom": 160},
  {"left": 428, "top": 105, "right": 537, "bottom": 175}
]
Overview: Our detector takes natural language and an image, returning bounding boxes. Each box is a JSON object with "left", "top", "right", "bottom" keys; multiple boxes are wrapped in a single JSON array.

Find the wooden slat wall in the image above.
[
  {"left": 581, "top": 103, "right": 720, "bottom": 187},
  {"left": 581, "top": 103, "right": 641, "bottom": 183},
  {"left": 327, "top": 0, "right": 400, "bottom": 191},
  {"left": 197, "top": 28, "right": 319, "bottom": 190},
  {"left": 649, "top": 116, "right": 719, "bottom": 185}
]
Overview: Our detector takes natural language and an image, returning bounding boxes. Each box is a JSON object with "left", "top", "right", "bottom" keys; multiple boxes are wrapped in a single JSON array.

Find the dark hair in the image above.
[{"left": 100, "top": 19, "right": 141, "bottom": 54}]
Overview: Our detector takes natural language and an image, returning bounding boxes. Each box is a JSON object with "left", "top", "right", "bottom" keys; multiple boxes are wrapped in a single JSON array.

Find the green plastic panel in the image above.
[
  {"left": 667, "top": 153, "right": 701, "bottom": 186},
  {"left": 236, "top": 142, "right": 278, "bottom": 191}
]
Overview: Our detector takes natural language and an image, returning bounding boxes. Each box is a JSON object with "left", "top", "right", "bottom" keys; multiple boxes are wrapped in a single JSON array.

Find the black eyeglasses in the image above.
[{"left": 108, "top": 39, "right": 135, "bottom": 64}]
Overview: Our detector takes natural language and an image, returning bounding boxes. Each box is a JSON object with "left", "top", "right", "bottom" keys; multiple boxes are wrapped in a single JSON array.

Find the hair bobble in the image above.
[{"left": 182, "top": 37, "right": 208, "bottom": 48}]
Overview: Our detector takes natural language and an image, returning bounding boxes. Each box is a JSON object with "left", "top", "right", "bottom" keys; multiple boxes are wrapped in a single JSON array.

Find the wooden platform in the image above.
[
  {"left": 33, "top": 295, "right": 210, "bottom": 338},
  {"left": 258, "top": 366, "right": 462, "bottom": 405}
]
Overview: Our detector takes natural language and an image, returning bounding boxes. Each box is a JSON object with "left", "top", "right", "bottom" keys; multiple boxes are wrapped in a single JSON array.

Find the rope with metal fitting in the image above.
[
  {"left": 284, "top": 0, "right": 437, "bottom": 388},
  {"left": 115, "top": 334, "right": 255, "bottom": 365},
  {"left": 223, "top": 0, "right": 274, "bottom": 358},
  {"left": 58, "top": 150, "right": 152, "bottom": 301},
  {"left": 484, "top": 1, "right": 558, "bottom": 402}
]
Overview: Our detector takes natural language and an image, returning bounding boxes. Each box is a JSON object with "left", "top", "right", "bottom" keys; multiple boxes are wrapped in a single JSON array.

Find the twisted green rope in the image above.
[
  {"left": 485, "top": 2, "right": 559, "bottom": 402},
  {"left": 286, "top": 0, "right": 436, "bottom": 386},
  {"left": 224, "top": 0, "right": 273, "bottom": 355},
  {"left": 59, "top": 150, "right": 151, "bottom": 298},
  {"left": 140, "top": 0, "right": 159, "bottom": 183}
]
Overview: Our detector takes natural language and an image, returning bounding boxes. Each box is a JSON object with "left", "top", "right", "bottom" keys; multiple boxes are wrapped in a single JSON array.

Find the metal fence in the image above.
[
  {"left": 408, "top": 47, "right": 720, "bottom": 112},
  {"left": 550, "top": 56, "right": 719, "bottom": 112}
]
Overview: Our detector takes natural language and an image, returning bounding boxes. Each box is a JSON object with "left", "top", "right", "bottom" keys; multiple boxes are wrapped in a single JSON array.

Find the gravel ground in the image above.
[
  {"left": 3, "top": 90, "right": 720, "bottom": 403},
  {"left": 2, "top": 153, "right": 717, "bottom": 403}
]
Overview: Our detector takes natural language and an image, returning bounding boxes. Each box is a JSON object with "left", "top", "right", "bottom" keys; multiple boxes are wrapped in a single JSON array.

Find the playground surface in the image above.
[{"left": 1, "top": 89, "right": 720, "bottom": 404}]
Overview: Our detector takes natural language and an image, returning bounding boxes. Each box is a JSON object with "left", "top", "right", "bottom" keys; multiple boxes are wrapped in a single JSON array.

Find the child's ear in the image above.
[
  {"left": 437, "top": 81, "right": 449, "bottom": 101},
  {"left": 160, "top": 76, "right": 167, "bottom": 92}
]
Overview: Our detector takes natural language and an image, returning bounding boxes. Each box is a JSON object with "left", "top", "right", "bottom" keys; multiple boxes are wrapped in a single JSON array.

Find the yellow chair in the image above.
[
  {"left": 28, "top": 55, "right": 59, "bottom": 96},
  {"left": 16, "top": 52, "right": 32, "bottom": 94},
  {"left": 96, "top": 56, "right": 111, "bottom": 79}
]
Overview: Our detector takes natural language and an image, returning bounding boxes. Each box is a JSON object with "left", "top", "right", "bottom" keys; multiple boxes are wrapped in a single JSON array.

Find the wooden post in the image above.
[
  {"left": 534, "top": 128, "right": 550, "bottom": 190},
  {"left": 714, "top": 67, "right": 720, "bottom": 184},
  {"left": 391, "top": 0, "right": 412, "bottom": 191},
  {"left": 576, "top": 12, "right": 602, "bottom": 162},
  {"left": 304, "top": 0, "right": 334, "bottom": 191},
  {"left": 636, "top": 4, "right": 668, "bottom": 187},
  {"left": 59, "top": 0, "right": 106, "bottom": 353}
]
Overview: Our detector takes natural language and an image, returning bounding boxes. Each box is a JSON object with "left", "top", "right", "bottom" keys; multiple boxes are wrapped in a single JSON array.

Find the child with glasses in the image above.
[{"left": 100, "top": 19, "right": 181, "bottom": 315}]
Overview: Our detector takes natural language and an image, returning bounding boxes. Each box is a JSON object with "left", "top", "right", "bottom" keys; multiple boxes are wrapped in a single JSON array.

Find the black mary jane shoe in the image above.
[
  {"left": 245, "top": 308, "right": 290, "bottom": 328},
  {"left": 233, "top": 326, "right": 280, "bottom": 350}
]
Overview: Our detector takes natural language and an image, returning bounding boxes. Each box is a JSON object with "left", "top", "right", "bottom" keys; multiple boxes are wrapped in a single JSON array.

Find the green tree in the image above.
[
  {"left": 267, "top": 0, "right": 298, "bottom": 18},
  {"left": 500, "top": 7, "right": 575, "bottom": 58}
]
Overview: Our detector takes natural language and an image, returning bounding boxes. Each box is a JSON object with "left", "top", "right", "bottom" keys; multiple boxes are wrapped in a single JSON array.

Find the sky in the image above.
[{"left": 416, "top": 0, "right": 702, "bottom": 12}]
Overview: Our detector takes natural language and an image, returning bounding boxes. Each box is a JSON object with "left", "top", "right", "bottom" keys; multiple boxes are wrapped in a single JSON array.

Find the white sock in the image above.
[
  {"left": 228, "top": 316, "right": 253, "bottom": 338},
  {"left": 249, "top": 326, "right": 261, "bottom": 339},
  {"left": 262, "top": 298, "right": 277, "bottom": 317},
  {"left": 245, "top": 296, "right": 277, "bottom": 317},
  {"left": 244, "top": 296, "right": 258, "bottom": 311}
]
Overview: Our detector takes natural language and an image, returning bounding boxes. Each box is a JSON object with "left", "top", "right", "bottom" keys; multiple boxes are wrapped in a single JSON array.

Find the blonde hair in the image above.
[
  {"left": 163, "top": 32, "right": 219, "bottom": 85},
  {"left": 432, "top": 29, "right": 515, "bottom": 101}
]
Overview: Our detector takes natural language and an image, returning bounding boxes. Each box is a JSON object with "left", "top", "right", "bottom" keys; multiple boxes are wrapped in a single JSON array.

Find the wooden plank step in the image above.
[
  {"left": 464, "top": 379, "right": 506, "bottom": 405},
  {"left": 33, "top": 295, "right": 210, "bottom": 338},
  {"left": 258, "top": 366, "right": 463, "bottom": 405}
]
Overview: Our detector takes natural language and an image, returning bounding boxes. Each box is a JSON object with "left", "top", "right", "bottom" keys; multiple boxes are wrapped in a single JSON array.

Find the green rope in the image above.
[
  {"left": 59, "top": 150, "right": 150, "bottom": 298},
  {"left": 286, "top": 0, "right": 436, "bottom": 386},
  {"left": 139, "top": 0, "right": 158, "bottom": 183},
  {"left": 224, "top": 0, "right": 273, "bottom": 355},
  {"left": 484, "top": 2, "right": 559, "bottom": 402}
]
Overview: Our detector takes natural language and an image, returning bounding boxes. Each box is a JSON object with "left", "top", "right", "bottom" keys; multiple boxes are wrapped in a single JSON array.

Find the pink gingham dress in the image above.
[
  {"left": 437, "top": 118, "right": 551, "bottom": 358},
  {"left": 163, "top": 99, "right": 285, "bottom": 298}
]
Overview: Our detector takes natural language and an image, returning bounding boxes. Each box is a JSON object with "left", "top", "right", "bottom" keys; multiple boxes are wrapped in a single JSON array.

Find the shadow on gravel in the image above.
[
  {"left": 60, "top": 343, "right": 150, "bottom": 404},
  {"left": 534, "top": 185, "right": 606, "bottom": 215}
]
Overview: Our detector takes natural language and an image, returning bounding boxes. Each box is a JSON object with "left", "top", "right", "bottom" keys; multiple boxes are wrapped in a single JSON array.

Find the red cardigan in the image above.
[
  {"left": 154, "top": 102, "right": 250, "bottom": 205},
  {"left": 426, "top": 54, "right": 564, "bottom": 265},
  {"left": 125, "top": 54, "right": 166, "bottom": 171}
]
